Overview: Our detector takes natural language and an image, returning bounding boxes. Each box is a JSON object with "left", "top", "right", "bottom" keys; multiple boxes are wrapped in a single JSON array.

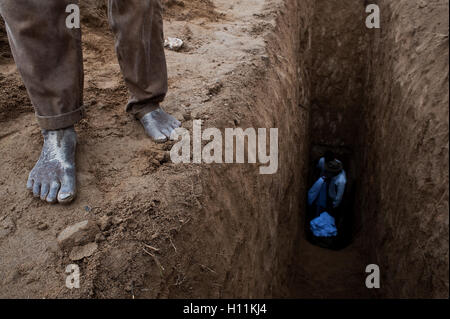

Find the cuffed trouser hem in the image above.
[
  {"left": 127, "top": 94, "right": 166, "bottom": 119},
  {"left": 36, "top": 106, "right": 84, "bottom": 130},
  {"left": 131, "top": 104, "right": 160, "bottom": 120}
]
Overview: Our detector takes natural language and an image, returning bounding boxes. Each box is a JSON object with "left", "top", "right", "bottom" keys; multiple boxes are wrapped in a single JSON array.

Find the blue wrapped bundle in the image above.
[{"left": 310, "top": 212, "right": 338, "bottom": 237}]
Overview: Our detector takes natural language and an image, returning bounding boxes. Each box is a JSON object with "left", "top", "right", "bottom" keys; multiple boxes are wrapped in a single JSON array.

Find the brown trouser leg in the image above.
[
  {"left": 109, "top": 0, "right": 168, "bottom": 119},
  {"left": 0, "top": 0, "right": 84, "bottom": 130},
  {"left": 0, "top": 0, "right": 167, "bottom": 130}
]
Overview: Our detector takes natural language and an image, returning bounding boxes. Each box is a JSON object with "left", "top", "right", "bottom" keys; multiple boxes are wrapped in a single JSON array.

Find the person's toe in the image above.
[
  {"left": 58, "top": 180, "right": 76, "bottom": 204},
  {"left": 40, "top": 183, "right": 50, "bottom": 201},
  {"left": 168, "top": 127, "right": 180, "bottom": 140},
  {"left": 148, "top": 128, "right": 167, "bottom": 143},
  {"left": 169, "top": 122, "right": 182, "bottom": 139},
  {"left": 32, "top": 182, "right": 41, "bottom": 198},
  {"left": 46, "top": 181, "right": 60, "bottom": 204},
  {"left": 154, "top": 135, "right": 168, "bottom": 143},
  {"left": 161, "top": 128, "right": 172, "bottom": 139},
  {"left": 58, "top": 192, "right": 75, "bottom": 204},
  {"left": 172, "top": 119, "right": 182, "bottom": 128},
  {"left": 27, "top": 176, "right": 34, "bottom": 191}
]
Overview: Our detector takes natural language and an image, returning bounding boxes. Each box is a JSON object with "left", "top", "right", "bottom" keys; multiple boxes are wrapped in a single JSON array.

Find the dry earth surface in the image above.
[{"left": 0, "top": 0, "right": 448, "bottom": 299}]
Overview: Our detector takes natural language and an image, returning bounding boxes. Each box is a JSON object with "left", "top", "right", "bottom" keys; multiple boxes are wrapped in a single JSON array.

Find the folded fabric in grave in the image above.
[{"left": 310, "top": 212, "right": 338, "bottom": 237}]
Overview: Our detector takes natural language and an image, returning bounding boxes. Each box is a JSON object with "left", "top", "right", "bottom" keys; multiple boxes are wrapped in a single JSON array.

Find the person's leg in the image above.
[
  {"left": 0, "top": 0, "right": 84, "bottom": 128},
  {"left": 108, "top": 0, "right": 180, "bottom": 142},
  {"left": 0, "top": 0, "right": 81, "bottom": 203}
]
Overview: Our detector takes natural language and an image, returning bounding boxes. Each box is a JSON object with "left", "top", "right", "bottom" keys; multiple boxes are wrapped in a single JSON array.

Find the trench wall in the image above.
[
  {"left": 301, "top": 0, "right": 449, "bottom": 298},
  {"left": 186, "top": 0, "right": 313, "bottom": 297},
  {"left": 309, "top": 0, "right": 368, "bottom": 148},
  {"left": 357, "top": 0, "right": 449, "bottom": 298}
]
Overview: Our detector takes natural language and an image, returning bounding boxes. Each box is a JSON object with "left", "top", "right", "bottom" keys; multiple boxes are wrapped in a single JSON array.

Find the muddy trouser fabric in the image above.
[{"left": 0, "top": 0, "right": 167, "bottom": 130}]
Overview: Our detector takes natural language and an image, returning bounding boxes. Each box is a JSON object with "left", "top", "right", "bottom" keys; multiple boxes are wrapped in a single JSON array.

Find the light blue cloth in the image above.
[
  {"left": 308, "top": 177, "right": 327, "bottom": 207},
  {"left": 317, "top": 157, "right": 347, "bottom": 208},
  {"left": 310, "top": 212, "right": 338, "bottom": 237}
]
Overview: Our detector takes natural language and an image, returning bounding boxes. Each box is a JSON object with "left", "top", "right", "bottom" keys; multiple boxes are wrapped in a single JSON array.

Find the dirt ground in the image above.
[
  {"left": 0, "top": 0, "right": 448, "bottom": 299},
  {"left": 0, "top": 0, "right": 306, "bottom": 299}
]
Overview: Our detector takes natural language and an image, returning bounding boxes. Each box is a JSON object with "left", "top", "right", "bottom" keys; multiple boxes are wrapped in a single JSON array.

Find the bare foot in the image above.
[
  {"left": 27, "top": 127, "right": 77, "bottom": 204},
  {"left": 139, "top": 107, "right": 181, "bottom": 143}
]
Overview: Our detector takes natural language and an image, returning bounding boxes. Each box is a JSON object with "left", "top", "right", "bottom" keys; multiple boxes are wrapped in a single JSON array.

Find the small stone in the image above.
[
  {"left": 151, "top": 159, "right": 160, "bottom": 167},
  {"left": 57, "top": 220, "right": 100, "bottom": 251},
  {"left": 207, "top": 81, "right": 223, "bottom": 96},
  {"left": 69, "top": 242, "right": 98, "bottom": 261},
  {"left": 114, "top": 217, "right": 124, "bottom": 225},
  {"left": 155, "top": 152, "right": 165, "bottom": 162},
  {"left": 418, "top": 0, "right": 428, "bottom": 8},
  {"left": 164, "top": 37, "right": 184, "bottom": 51},
  {"left": 95, "top": 233, "right": 106, "bottom": 243},
  {"left": 37, "top": 223, "right": 48, "bottom": 231}
]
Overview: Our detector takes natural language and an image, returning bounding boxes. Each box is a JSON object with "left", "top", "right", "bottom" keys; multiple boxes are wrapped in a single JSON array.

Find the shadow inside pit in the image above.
[{"left": 304, "top": 145, "right": 357, "bottom": 251}]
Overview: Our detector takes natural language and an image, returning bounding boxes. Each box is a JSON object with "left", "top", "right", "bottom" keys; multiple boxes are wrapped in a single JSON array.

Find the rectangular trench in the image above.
[
  {"left": 198, "top": 0, "right": 449, "bottom": 299},
  {"left": 164, "top": 0, "right": 448, "bottom": 299}
]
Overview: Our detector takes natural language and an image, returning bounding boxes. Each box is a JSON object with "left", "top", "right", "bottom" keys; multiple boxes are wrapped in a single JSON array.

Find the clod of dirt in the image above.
[
  {"left": 183, "top": 111, "right": 192, "bottom": 120},
  {"left": 207, "top": 80, "right": 223, "bottom": 96},
  {"left": 57, "top": 220, "right": 100, "bottom": 251},
  {"left": 69, "top": 242, "right": 98, "bottom": 261},
  {"left": 37, "top": 222, "right": 49, "bottom": 231},
  {"left": 418, "top": 0, "right": 428, "bottom": 8},
  {"left": 95, "top": 233, "right": 106, "bottom": 243},
  {"left": 98, "top": 215, "right": 113, "bottom": 232}
]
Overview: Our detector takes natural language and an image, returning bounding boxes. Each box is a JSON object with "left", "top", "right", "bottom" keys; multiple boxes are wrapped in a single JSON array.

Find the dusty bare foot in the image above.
[
  {"left": 139, "top": 107, "right": 181, "bottom": 143},
  {"left": 26, "top": 127, "right": 77, "bottom": 204}
]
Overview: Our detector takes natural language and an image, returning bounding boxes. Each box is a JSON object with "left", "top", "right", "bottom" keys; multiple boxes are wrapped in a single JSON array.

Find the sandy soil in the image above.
[
  {"left": 0, "top": 0, "right": 448, "bottom": 299},
  {"left": 0, "top": 0, "right": 308, "bottom": 299}
]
